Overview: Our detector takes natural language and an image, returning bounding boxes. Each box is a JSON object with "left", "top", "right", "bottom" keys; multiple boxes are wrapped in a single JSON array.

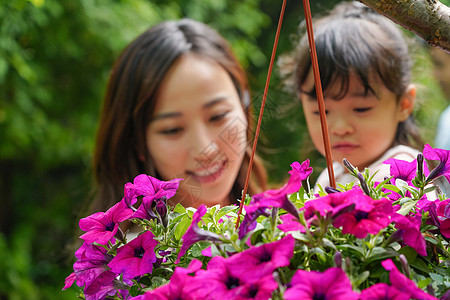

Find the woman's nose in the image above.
[
  {"left": 189, "top": 125, "right": 220, "bottom": 164},
  {"left": 330, "top": 115, "right": 354, "bottom": 136}
]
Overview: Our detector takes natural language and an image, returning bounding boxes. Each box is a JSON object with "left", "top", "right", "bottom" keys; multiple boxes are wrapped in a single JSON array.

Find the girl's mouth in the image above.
[{"left": 332, "top": 142, "right": 359, "bottom": 154}]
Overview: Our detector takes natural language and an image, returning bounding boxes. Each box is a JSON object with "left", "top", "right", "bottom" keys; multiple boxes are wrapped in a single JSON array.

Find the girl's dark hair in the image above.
[
  {"left": 90, "top": 19, "right": 267, "bottom": 212},
  {"left": 281, "top": 1, "right": 423, "bottom": 149}
]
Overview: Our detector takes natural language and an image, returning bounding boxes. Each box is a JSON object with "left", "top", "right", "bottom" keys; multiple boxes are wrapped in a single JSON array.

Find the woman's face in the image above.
[
  {"left": 146, "top": 54, "right": 247, "bottom": 208},
  {"left": 300, "top": 72, "right": 413, "bottom": 171}
]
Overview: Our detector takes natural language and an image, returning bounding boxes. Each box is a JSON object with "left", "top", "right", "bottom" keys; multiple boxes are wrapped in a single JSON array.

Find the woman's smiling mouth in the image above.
[{"left": 188, "top": 160, "right": 227, "bottom": 184}]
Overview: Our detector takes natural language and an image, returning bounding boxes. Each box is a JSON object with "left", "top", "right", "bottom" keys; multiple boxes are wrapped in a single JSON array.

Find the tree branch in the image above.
[{"left": 357, "top": 0, "right": 450, "bottom": 53}]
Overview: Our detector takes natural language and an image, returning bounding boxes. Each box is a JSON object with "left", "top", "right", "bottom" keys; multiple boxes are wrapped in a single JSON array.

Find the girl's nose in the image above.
[{"left": 330, "top": 116, "right": 354, "bottom": 136}]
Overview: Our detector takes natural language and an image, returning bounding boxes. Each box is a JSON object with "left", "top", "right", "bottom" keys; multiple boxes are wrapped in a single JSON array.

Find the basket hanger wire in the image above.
[
  {"left": 235, "top": 0, "right": 335, "bottom": 229},
  {"left": 302, "top": 0, "right": 336, "bottom": 188}
]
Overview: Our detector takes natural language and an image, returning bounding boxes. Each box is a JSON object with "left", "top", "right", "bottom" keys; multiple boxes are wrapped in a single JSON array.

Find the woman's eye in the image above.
[
  {"left": 158, "top": 127, "right": 183, "bottom": 135},
  {"left": 210, "top": 112, "right": 228, "bottom": 122},
  {"left": 354, "top": 107, "right": 372, "bottom": 113}
]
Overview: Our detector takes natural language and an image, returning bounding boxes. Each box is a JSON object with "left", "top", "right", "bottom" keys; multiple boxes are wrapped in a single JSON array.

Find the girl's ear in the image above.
[{"left": 398, "top": 84, "right": 416, "bottom": 121}]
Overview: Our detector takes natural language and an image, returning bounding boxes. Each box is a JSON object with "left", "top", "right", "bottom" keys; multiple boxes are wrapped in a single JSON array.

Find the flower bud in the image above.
[
  {"left": 343, "top": 158, "right": 357, "bottom": 176},
  {"left": 302, "top": 178, "right": 311, "bottom": 194},
  {"left": 325, "top": 186, "right": 340, "bottom": 194},
  {"left": 384, "top": 229, "right": 403, "bottom": 245},
  {"left": 357, "top": 173, "right": 370, "bottom": 196},
  {"left": 427, "top": 284, "right": 435, "bottom": 297},
  {"left": 334, "top": 251, "right": 342, "bottom": 268},
  {"left": 417, "top": 153, "right": 424, "bottom": 178},
  {"left": 399, "top": 254, "right": 410, "bottom": 278},
  {"left": 156, "top": 200, "right": 168, "bottom": 227}
]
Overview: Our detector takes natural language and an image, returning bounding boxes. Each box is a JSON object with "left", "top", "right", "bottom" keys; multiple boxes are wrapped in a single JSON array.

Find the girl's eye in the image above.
[
  {"left": 210, "top": 112, "right": 228, "bottom": 122},
  {"left": 354, "top": 107, "right": 372, "bottom": 113},
  {"left": 158, "top": 127, "right": 183, "bottom": 135}
]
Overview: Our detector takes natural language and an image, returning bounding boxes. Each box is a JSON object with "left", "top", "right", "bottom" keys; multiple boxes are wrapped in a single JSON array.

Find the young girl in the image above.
[
  {"left": 90, "top": 19, "right": 267, "bottom": 212},
  {"left": 281, "top": 1, "right": 423, "bottom": 189}
]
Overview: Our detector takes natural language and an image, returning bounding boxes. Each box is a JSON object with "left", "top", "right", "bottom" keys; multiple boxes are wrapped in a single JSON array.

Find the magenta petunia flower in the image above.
[
  {"left": 63, "top": 242, "right": 119, "bottom": 299},
  {"left": 133, "top": 259, "right": 203, "bottom": 300},
  {"left": 423, "top": 144, "right": 450, "bottom": 184},
  {"left": 186, "top": 256, "right": 250, "bottom": 299},
  {"left": 303, "top": 188, "right": 362, "bottom": 218},
  {"left": 233, "top": 275, "right": 278, "bottom": 300},
  {"left": 381, "top": 259, "right": 438, "bottom": 300},
  {"left": 83, "top": 272, "right": 121, "bottom": 300},
  {"left": 284, "top": 267, "right": 359, "bottom": 300},
  {"left": 333, "top": 196, "right": 394, "bottom": 239},
  {"left": 437, "top": 199, "right": 450, "bottom": 238},
  {"left": 278, "top": 213, "right": 308, "bottom": 233},
  {"left": 226, "top": 235, "right": 295, "bottom": 280},
  {"left": 393, "top": 214, "right": 427, "bottom": 256},
  {"left": 238, "top": 205, "right": 270, "bottom": 239},
  {"left": 245, "top": 160, "right": 312, "bottom": 220},
  {"left": 79, "top": 200, "right": 133, "bottom": 245},
  {"left": 108, "top": 231, "right": 158, "bottom": 280},
  {"left": 175, "top": 205, "right": 221, "bottom": 264},
  {"left": 123, "top": 174, "right": 181, "bottom": 208},
  {"left": 290, "top": 159, "right": 313, "bottom": 180},
  {"left": 383, "top": 158, "right": 429, "bottom": 184},
  {"left": 132, "top": 194, "right": 169, "bottom": 226},
  {"left": 360, "top": 283, "right": 410, "bottom": 300}
]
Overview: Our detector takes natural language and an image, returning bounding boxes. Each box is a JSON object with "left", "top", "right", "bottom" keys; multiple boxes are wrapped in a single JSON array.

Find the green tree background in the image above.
[{"left": 0, "top": 0, "right": 447, "bottom": 298}]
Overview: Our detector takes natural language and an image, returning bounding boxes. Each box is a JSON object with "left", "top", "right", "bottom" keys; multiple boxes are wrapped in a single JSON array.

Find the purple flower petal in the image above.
[
  {"left": 383, "top": 158, "right": 428, "bottom": 184},
  {"left": 245, "top": 160, "right": 312, "bottom": 220},
  {"left": 360, "top": 283, "right": 409, "bottom": 300},
  {"left": 393, "top": 214, "right": 427, "bottom": 256},
  {"left": 108, "top": 231, "right": 158, "bottom": 280},
  {"left": 79, "top": 200, "right": 133, "bottom": 245},
  {"left": 333, "top": 196, "right": 394, "bottom": 239},
  {"left": 382, "top": 259, "right": 438, "bottom": 300},
  {"left": 124, "top": 175, "right": 182, "bottom": 209},
  {"left": 437, "top": 200, "right": 450, "bottom": 238},
  {"left": 227, "top": 235, "right": 295, "bottom": 281},
  {"left": 284, "top": 267, "right": 359, "bottom": 300},
  {"left": 423, "top": 144, "right": 450, "bottom": 184}
]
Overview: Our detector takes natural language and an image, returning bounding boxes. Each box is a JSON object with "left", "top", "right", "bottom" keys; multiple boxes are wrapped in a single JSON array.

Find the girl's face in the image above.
[
  {"left": 146, "top": 54, "right": 247, "bottom": 208},
  {"left": 301, "top": 72, "right": 414, "bottom": 171}
]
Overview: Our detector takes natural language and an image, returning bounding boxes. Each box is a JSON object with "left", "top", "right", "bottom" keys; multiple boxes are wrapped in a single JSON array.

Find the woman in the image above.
[{"left": 90, "top": 19, "right": 267, "bottom": 212}]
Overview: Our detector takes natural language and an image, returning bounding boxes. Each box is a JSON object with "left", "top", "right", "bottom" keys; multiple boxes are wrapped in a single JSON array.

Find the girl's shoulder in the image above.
[{"left": 380, "top": 145, "right": 420, "bottom": 162}]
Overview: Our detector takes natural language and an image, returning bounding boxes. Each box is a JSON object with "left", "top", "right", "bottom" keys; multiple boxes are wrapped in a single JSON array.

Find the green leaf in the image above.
[
  {"left": 424, "top": 235, "right": 438, "bottom": 245},
  {"left": 290, "top": 231, "right": 311, "bottom": 243},
  {"left": 151, "top": 277, "right": 167, "bottom": 289},
  {"left": 417, "top": 278, "right": 432, "bottom": 289},
  {"left": 398, "top": 246, "right": 418, "bottom": 261},
  {"left": 429, "top": 273, "right": 444, "bottom": 283},
  {"left": 383, "top": 184, "right": 401, "bottom": 194},
  {"left": 423, "top": 186, "right": 437, "bottom": 194},
  {"left": 410, "top": 258, "right": 431, "bottom": 274},
  {"left": 322, "top": 238, "right": 337, "bottom": 251},
  {"left": 173, "top": 203, "right": 186, "bottom": 214},
  {"left": 396, "top": 200, "right": 418, "bottom": 216},
  {"left": 215, "top": 206, "right": 237, "bottom": 221},
  {"left": 190, "top": 242, "right": 207, "bottom": 257},
  {"left": 129, "top": 285, "right": 140, "bottom": 297},
  {"left": 364, "top": 247, "right": 397, "bottom": 263},
  {"left": 354, "top": 270, "right": 370, "bottom": 288},
  {"left": 174, "top": 217, "right": 192, "bottom": 240}
]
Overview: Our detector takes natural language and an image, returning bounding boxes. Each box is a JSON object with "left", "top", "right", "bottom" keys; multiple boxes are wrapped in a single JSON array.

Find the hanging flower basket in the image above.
[{"left": 64, "top": 144, "right": 450, "bottom": 299}]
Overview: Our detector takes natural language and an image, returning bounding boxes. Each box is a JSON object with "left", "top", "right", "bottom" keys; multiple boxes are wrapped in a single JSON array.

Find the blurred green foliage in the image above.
[{"left": 0, "top": 0, "right": 447, "bottom": 299}]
